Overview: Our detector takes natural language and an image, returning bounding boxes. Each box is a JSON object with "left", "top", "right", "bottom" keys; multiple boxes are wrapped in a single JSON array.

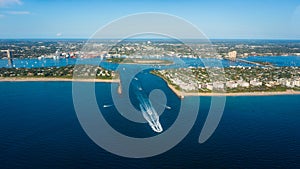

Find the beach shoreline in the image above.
[
  {"left": 0, "top": 77, "right": 120, "bottom": 83},
  {"left": 1, "top": 76, "right": 300, "bottom": 97},
  {"left": 150, "top": 71, "right": 300, "bottom": 97},
  {"left": 166, "top": 83, "right": 300, "bottom": 98}
]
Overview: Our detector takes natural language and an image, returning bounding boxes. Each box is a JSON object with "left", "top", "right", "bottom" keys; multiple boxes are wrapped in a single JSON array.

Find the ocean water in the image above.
[
  {"left": 0, "top": 72, "right": 300, "bottom": 168},
  {"left": 1, "top": 56, "right": 300, "bottom": 168}
]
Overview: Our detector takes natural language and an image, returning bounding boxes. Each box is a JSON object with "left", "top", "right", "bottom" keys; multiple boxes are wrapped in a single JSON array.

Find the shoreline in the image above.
[
  {"left": 1, "top": 76, "right": 300, "bottom": 97},
  {"left": 152, "top": 72, "right": 300, "bottom": 97},
  {"left": 104, "top": 58, "right": 174, "bottom": 65},
  {"left": 166, "top": 83, "right": 300, "bottom": 97},
  {"left": 104, "top": 61, "right": 174, "bottom": 66},
  {"left": 0, "top": 77, "right": 120, "bottom": 83}
]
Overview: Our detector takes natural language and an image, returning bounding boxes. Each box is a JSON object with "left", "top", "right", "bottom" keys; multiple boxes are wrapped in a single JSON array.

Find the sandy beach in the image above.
[
  {"left": 1, "top": 77, "right": 300, "bottom": 97},
  {"left": 0, "top": 77, "right": 120, "bottom": 83},
  {"left": 166, "top": 82, "right": 300, "bottom": 98}
]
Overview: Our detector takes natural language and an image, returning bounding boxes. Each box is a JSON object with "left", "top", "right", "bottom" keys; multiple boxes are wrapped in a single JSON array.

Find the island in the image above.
[{"left": 105, "top": 58, "right": 174, "bottom": 65}]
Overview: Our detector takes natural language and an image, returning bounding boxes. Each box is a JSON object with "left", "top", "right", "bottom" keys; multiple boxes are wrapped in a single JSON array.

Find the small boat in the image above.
[{"left": 103, "top": 104, "right": 113, "bottom": 108}]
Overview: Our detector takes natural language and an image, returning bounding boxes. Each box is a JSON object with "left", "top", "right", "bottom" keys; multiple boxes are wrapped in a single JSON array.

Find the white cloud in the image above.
[
  {"left": 0, "top": 0, "right": 22, "bottom": 7},
  {"left": 290, "top": 5, "right": 300, "bottom": 38},
  {"left": 292, "top": 6, "right": 300, "bottom": 25},
  {"left": 6, "top": 11, "right": 30, "bottom": 15},
  {"left": 56, "top": 33, "right": 63, "bottom": 37}
]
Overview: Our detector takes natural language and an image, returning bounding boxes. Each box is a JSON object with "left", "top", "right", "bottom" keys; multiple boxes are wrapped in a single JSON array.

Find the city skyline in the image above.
[{"left": 0, "top": 0, "right": 300, "bottom": 39}]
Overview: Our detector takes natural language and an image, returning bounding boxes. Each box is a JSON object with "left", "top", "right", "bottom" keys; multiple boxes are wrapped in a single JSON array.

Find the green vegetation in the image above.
[
  {"left": 105, "top": 58, "right": 126, "bottom": 63},
  {"left": 0, "top": 65, "right": 117, "bottom": 80},
  {"left": 153, "top": 66, "right": 300, "bottom": 93}
]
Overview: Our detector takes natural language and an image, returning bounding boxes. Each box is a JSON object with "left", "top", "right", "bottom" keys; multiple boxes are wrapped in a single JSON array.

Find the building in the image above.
[
  {"left": 226, "top": 81, "right": 238, "bottom": 88},
  {"left": 213, "top": 82, "right": 225, "bottom": 89},
  {"left": 250, "top": 80, "right": 263, "bottom": 86},
  {"left": 236, "top": 80, "right": 250, "bottom": 88},
  {"left": 294, "top": 80, "right": 300, "bottom": 87},
  {"left": 240, "top": 82, "right": 250, "bottom": 88},
  {"left": 206, "top": 83, "right": 213, "bottom": 90},
  {"left": 227, "top": 51, "right": 237, "bottom": 61}
]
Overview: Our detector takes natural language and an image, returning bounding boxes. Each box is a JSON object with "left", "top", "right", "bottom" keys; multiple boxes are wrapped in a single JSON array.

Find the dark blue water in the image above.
[{"left": 0, "top": 72, "right": 300, "bottom": 168}]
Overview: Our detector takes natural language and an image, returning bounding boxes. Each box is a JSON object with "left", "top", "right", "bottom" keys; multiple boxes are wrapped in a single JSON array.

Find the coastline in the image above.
[
  {"left": 2, "top": 76, "right": 300, "bottom": 97},
  {"left": 0, "top": 77, "right": 120, "bottom": 83},
  {"left": 166, "top": 83, "right": 300, "bottom": 97},
  {"left": 152, "top": 73, "right": 300, "bottom": 97}
]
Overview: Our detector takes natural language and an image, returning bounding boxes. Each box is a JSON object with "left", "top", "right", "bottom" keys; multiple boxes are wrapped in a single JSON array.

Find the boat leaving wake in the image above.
[
  {"left": 137, "top": 93, "right": 163, "bottom": 133},
  {"left": 134, "top": 79, "right": 163, "bottom": 133},
  {"left": 103, "top": 104, "right": 113, "bottom": 108}
]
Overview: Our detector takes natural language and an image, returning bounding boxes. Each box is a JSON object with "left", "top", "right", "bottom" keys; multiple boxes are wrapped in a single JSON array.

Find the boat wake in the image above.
[
  {"left": 134, "top": 80, "right": 163, "bottom": 133},
  {"left": 165, "top": 105, "right": 171, "bottom": 110},
  {"left": 137, "top": 92, "right": 163, "bottom": 133},
  {"left": 103, "top": 104, "right": 113, "bottom": 108}
]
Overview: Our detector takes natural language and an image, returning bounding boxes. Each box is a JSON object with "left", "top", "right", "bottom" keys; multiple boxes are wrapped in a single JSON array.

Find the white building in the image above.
[
  {"left": 277, "top": 78, "right": 286, "bottom": 85},
  {"left": 213, "top": 82, "right": 225, "bottom": 89},
  {"left": 227, "top": 51, "right": 237, "bottom": 60},
  {"left": 294, "top": 80, "right": 300, "bottom": 87},
  {"left": 250, "top": 80, "right": 262, "bottom": 86},
  {"left": 226, "top": 81, "right": 238, "bottom": 88},
  {"left": 206, "top": 83, "right": 213, "bottom": 90},
  {"left": 240, "top": 82, "right": 250, "bottom": 88},
  {"left": 237, "top": 80, "right": 250, "bottom": 88}
]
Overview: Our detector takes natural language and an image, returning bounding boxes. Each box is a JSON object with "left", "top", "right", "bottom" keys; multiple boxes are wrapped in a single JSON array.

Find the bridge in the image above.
[
  {"left": 1, "top": 49, "right": 14, "bottom": 66},
  {"left": 225, "top": 58, "right": 274, "bottom": 68},
  {"left": 236, "top": 58, "right": 274, "bottom": 68}
]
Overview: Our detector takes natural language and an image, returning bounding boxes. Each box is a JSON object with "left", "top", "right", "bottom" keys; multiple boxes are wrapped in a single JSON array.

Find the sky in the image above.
[{"left": 0, "top": 0, "right": 300, "bottom": 39}]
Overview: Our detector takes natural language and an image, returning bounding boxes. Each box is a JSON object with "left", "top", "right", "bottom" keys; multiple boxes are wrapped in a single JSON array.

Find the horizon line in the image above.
[{"left": 1, "top": 38, "right": 300, "bottom": 41}]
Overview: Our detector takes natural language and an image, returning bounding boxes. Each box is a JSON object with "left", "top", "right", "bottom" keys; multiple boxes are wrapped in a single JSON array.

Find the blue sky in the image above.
[{"left": 0, "top": 0, "right": 300, "bottom": 39}]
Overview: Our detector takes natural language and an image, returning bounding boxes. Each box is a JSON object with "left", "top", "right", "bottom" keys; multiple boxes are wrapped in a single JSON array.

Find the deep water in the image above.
[{"left": 0, "top": 75, "right": 299, "bottom": 168}]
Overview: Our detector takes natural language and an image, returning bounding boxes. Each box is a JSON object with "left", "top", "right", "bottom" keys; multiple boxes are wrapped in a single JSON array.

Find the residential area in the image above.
[
  {"left": 0, "top": 65, "right": 116, "bottom": 80},
  {"left": 154, "top": 66, "right": 300, "bottom": 93}
]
